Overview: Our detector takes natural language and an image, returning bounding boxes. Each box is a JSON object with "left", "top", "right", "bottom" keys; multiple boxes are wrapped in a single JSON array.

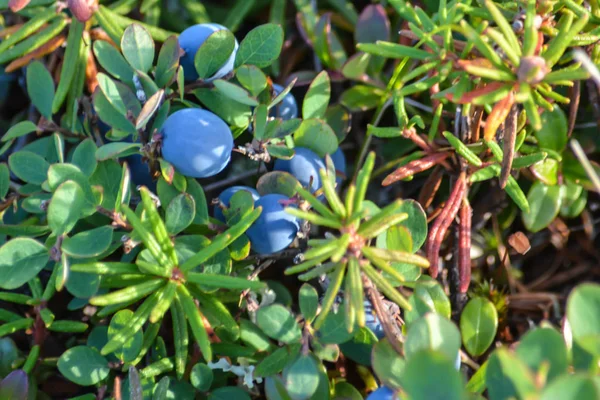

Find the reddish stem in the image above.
[
  {"left": 458, "top": 199, "right": 472, "bottom": 293},
  {"left": 417, "top": 166, "right": 444, "bottom": 209},
  {"left": 382, "top": 152, "right": 450, "bottom": 186},
  {"left": 426, "top": 172, "right": 466, "bottom": 278}
]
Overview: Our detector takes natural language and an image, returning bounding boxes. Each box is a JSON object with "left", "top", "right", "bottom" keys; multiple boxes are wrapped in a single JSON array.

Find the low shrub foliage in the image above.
[{"left": 0, "top": 0, "right": 599, "bottom": 399}]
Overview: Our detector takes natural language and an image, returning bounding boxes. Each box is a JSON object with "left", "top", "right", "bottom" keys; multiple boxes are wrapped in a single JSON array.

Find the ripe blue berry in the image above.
[
  {"left": 178, "top": 23, "right": 238, "bottom": 82},
  {"left": 366, "top": 386, "right": 396, "bottom": 400},
  {"left": 273, "top": 147, "right": 325, "bottom": 193},
  {"left": 364, "top": 300, "right": 384, "bottom": 339},
  {"left": 161, "top": 108, "right": 234, "bottom": 178},
  {"left": 246, "top": 194, "right": 300, "bottom": 255},
  {"left": 455, "top": 351, "right": 461, "bottom": 370},
  {"left": 214, "top": 186, "right": 260, "bottom": 222},
  {"left": 270, "top": 84, "right": 298, "bottom": 120},
  {"left": 126, "top": 154, "right": 156, "bottom": 191},
  {"left": 327, "top": 147, "right": 346, "bottom": 186}
]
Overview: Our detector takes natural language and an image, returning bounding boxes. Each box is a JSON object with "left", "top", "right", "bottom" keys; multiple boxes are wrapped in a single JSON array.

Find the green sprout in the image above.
[
  {"left": 70, "top": 187, "right": 263, "bottom": 377},
  {"left": 285, "top": 153, "right": 430, "bottom": 333}
]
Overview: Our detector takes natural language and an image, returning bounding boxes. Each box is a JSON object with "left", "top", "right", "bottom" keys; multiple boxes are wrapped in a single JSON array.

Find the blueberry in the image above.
[
  {"left": 178, "top": 23, "right": 238, "bottom": 82},
  {"left": 326, "top": 147, "right": 346, "bottom": 186},
  {"left": 161, "top": 108, "right": 234, "bottom": 178},
  {"left": 246, "top": 194, "right": 300, "bottom": 255},
  {"left": 126, "top": 153, "right": 156, "bottom": 192},
  {"left": 270, "top": 83, "right": 298, "bottom": 120},
  {"left": 214, "top": 186, "right": 260, "bottom": 222},
  {"left": 366, "top": 386, "right": 396, "bottom": 400},
  {"left": 364, "top": 300, "right": 384, "bottom": 339},
  {"left": 455, "top": 351, "right": 461, "bottom": 371},
  {"left": 273, "top": 147, "right": 325, "bottom": 193}
]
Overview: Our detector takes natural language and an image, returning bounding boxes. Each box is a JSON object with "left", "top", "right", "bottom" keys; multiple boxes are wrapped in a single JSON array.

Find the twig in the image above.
[
  {"left": 203, "top": 164, "right": 268, "bottom": 193},
  {"left": 363, "top": 276, "right": 404, "bottom": 356}
]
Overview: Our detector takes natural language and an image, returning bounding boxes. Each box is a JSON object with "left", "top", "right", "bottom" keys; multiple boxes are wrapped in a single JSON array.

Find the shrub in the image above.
[{"left": 0, "top": 0, "right": 599, "bottom": 399}]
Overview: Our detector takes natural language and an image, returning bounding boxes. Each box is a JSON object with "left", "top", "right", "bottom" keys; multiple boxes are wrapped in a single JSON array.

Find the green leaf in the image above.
[
  {"left": 9, "top": 151, "right": 50, "bottom": 185},
  {"left": 303, "top": 71, "right": 330, "bottom": 120},
  {"left": 531, "top": 158, "right": 558, "bottom": 186},
  {"left": 57, "top": 346, "right": 110, "bottom": 386},
  {"left": 108, "top": 310, "right": 143, "bottom": 362},
  {"left": 522, "top": 182, "right": 564, "bottom": 232},
  {"left": 155, "top": 36, "right": 180, "bottom": 87},
  {"left": 121, "top": 24, "right": 155, "bottom": 73},
  {"left": 405, "top": 314, "right": 461, "bottom": 363},
  {"left": 136, "top": 89, "right": 165, "bottom": 130},
  {"left": 299, "top": 283, "right": 319, "bottom": 323},
  {"left": 2, "top": 121, "right": 37, "bottom": 142},
  {"left": 93, "top": 40, "right": 134, "bottom": 84},
  {"left": 357, "top": 41, "right": 431, "bottom": 60},
  {"left": 53, "top": 20, "right": 84, "bottom": 113},
  {"left": 96, "top": 73, "right": 142, "bottom": 118},
  {"left": 190, "top": 363, "right": 213, "bottom": 392},
  {"left": 567, "top": 283, "right": 600, "bottom": 356},
  {"left": 66, "top": 271, "right": 100, "bottom": 299},
  {"left": 93, "top": 88, "right": 137, "bottom": 135},
  {"left": 26, "top": 60, "right": 55, "bottom": 119},
  {"left": 333, "top": 382, "right": 362, "bottom": 400},
  {"left": 47, "top": 163, "right": 97, "bottom": 216},
  {"left": 236, "top": 65, "right": 267, "bottom": 96},
  {"left": 404, "top": 280, "right": 451, "bottom": 323},
  {"left": 371, "top": 339, "right": 405, "bottom": 389},
  {"left": 540, "top": 374, "right": 599, "bottom": 400},
  {"left": 0, "top": 238, "right": 48, "bottom": 290},
  {"left": 234, "top": 23, "right": 283, "bottom": 68},
  {"left": 186, "top": 178, "right": 209, "bottom": 225},
  {"left": 62, "top": 226, "right": 113, "bottom": 258},
  {"left": 194, "top": 29, "right": 236, "bottom": 80},
  {"left": 401, "top": 350, "right": 465, "bottom": 400},
  {"left": 340, "top": 85, "right": 385, "bottom": 112},
  {"left": 516, "top": 327, "right": 568, "bottom": 382},
  {"left": 48, "top": 180, "right": 86, "bottom": 236},
  {"left": 486, "top": 348, "right": 537, "bottom": 400},
  {"left": 317, "top": 309, "right": 355, "bottom": 345},
  {"left": 355, "top": 4, "right": 390, "bottom": 44},
  {"left": 325, "top": 105, "right": 351, "bottom": 143},
  {"left": 194, "top": 87, "right": 252, "bottom": 128},
  {"left": 256, "top": 171, "right": 300, "bottom": 197},
  {"left": 209, "top": 387, "right": 251, "bottom": 400},
  {"left": 71, "top": 139, "right": 98, "bottom": 177},
  {"left": 213, "top": 79, "right": 259, "bottom": 106},
  {"left": 256, "top": 345, "right": 301, "bottom": 378},
  {"left": 535, "top": 105, "right": 567, "bottom": 152},
  {"left": 256, "top": 304, "right": 301, "bottom": 344},
  {"left": 96, "top": 142, "right": 141, "bottom": 161},
  {"left": 165, "top": 193, "right": 196, "bottom": 235},
  {"left": 460, "top": 297, "right": 498, "bottom": 357},
  {"left": 284, "top": 355, "right": 319, "bottom": 400},
  {"left": 0, "top": 163, "right": 8, "bottom": 200},
  {"left": 293, "top": 119, "right": 338, "bottom": 158}
]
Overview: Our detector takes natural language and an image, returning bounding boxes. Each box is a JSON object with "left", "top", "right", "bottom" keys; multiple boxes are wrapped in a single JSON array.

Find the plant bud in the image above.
[
  {"left": 517, "top": 56, "right": 549, "bottom": 85},
  {"left": 68, "top": 0, "right": 97, "bottom": 23}
]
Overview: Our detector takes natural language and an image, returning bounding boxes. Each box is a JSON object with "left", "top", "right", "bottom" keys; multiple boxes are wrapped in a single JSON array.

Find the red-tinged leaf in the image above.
[
  {"left": 484, "top": 90, "right": 515, "bottom": 141},
  {"left": 450, "top": 82, "right": 506, "bottom": 104},
  {"left": 456, "top": 58, "right": 495, "bottom": 69},
  {"left": 382, "top": 152, "right": 450, "bottom": 186},
  {"left": 9, "top": 0, "right": 30, "bottom": 12}
]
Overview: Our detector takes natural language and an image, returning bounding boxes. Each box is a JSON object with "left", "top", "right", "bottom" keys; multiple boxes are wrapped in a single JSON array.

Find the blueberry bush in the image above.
[{"left": 1, "top": 0, "right": 600, "bottom": 399}]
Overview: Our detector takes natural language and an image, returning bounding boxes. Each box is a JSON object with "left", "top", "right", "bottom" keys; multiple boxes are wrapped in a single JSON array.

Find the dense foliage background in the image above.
[{"left": 1, "top": 0, "right": 600, "bottom": 399}]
